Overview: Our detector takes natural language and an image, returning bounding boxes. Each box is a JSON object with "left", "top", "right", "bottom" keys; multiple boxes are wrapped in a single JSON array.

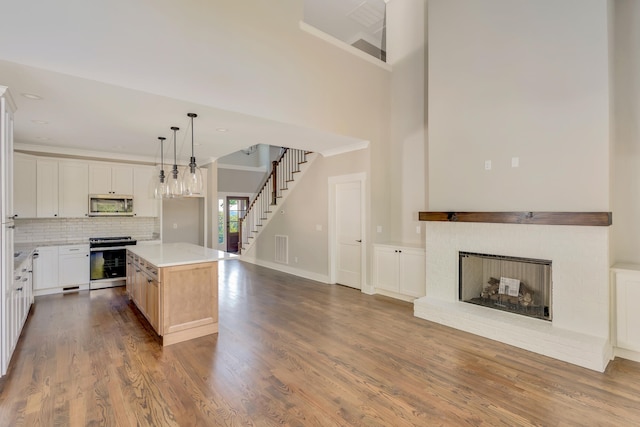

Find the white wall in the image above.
[
  {"left": 250, "top": 149, "right": 368, "bottom": 279},
  {"left": 217, "top": 168, "right": 266, "bottom": 194},
  {"left": 612, "top": 0, "right": 640, "bottom": 264},
  {"left": 162, "top": 198, "right": 204, "bottom": 246},
  {"left": 386, "top": 0, "right": 428, "bottom": 245},
  {"left": 428, "top": 0, "right": 610, "bottom": 211}
]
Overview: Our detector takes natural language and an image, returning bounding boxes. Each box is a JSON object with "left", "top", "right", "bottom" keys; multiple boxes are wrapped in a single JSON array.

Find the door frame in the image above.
[
  {"left": 225, "top": 196, "right": 250, "bottom": 253},
  {"left": 328, "top": 172, "right": 367, "bottom": 291},
  {"left": 217, "top": 192, "right": 253, "bottom": 252}
]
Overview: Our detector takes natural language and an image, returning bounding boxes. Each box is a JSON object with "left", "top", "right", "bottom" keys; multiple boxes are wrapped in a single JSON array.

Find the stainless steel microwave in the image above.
[{"left": 88, "top": 194, "right": 134, "bottom": 216}]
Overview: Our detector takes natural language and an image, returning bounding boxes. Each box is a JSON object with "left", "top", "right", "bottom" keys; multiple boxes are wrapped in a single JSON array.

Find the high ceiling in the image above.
[{"left": 0, "top": 1, "right": 382, "bottom": 165}]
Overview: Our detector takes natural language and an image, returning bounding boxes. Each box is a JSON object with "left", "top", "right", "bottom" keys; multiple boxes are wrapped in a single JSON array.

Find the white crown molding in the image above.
[
  {"left": 299, "top": 22, "right": 392, "bottom": 72},
  {"left": 217, "top": 163, "right": 268, "bottom": 173},
  {"left": 318, "top": 140, "right": 369, "bottom": 157},
  {"left": 14, "top": 142, "right": 157, "bottom": 165}
]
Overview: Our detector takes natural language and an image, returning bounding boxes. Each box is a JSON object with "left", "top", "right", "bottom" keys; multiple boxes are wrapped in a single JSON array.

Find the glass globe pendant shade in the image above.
[
  {"left": 168, "top": 126, "right": 183, "bottom": 198},
  {"left": 168, "top": 166, "right": 183, "bottom": 197},
  {"left": 181, "top": 113, "right": 203, "bottom": 196},
  {"left": 154, "top": 136, "right": 170, "bottom": 199},
  {"left": 182, "top": 162, "right": 203, "bottom": 196}
]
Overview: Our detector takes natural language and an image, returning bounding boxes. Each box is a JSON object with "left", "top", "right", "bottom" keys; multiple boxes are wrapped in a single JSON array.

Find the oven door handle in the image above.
[{"left": 90, "top": 246, "right": 129, "bottom": 252}]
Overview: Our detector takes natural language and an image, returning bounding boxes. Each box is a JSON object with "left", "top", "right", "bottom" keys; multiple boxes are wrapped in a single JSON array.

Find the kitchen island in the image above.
[{"left": 126, "top": 242, "right": 235, "bottom": 346}]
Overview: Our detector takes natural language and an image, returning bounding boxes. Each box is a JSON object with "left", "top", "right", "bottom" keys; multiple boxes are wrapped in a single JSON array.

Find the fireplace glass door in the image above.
[{"left": 459, "top": 252, "right": 552, "bottom": 321}]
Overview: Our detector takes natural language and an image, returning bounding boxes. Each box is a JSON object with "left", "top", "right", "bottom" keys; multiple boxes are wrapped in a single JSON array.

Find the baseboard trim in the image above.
[{"left": 239, "top": 256, "right": 330, "bottom": 284}]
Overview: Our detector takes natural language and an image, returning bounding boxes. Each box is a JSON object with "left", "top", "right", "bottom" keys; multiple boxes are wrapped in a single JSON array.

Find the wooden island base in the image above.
[
  {"left": 126, "top": 243, "right": 227, "bottom": 346},
  {"left": 160, "top": 261, "right": 218, "bottom": 346}
]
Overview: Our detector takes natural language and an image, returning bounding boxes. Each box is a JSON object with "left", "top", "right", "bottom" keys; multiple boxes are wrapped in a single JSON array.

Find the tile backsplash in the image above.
[{"left": 15, "top": 217, "right": 160, "bottom": 243}]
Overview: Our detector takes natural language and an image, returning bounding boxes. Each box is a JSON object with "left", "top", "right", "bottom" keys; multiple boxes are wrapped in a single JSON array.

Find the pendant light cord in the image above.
[{"left": 171, "top": 126, "right": 179, "bottom": 178}]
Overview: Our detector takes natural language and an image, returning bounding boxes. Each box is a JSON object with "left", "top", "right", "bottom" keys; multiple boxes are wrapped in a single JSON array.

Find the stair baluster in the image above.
[{"left": 239, "top": 148, "right": 311, "bottom": 254}]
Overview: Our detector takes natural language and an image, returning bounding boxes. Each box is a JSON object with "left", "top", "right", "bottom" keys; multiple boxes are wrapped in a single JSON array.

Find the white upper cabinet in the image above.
[
  {"left": 89, "top": 164, "right": 133, "bottom": 195},
  {"left": 133, "top": 166, "right": 159, "bottom": 217},
  {"left": 36, "top": 158, "right": 59, "bottom": 218},
  {"left": 58, "top": 161, "right": 89, "bottom": 218},
  {"left": 13, "top": 153, "right": 37, "bottom": 219}
]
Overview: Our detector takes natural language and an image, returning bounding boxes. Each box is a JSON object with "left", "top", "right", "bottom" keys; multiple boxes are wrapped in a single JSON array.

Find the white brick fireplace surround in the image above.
[{"left": 414, "top": 221, "right": 612, "bottom": 372}]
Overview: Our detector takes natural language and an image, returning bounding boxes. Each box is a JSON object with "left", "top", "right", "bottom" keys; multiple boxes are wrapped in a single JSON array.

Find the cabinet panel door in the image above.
[
  {"left": 59, "top": 249, "right": 89, "bottom": 287},
  {"left": 36, "top": 159, "right": 59, "bottom": 217},
  {"left": 616, "top": 273, "right": 640, "bottom": 352},
  {"left": 59, "top": 161, "right": 89, "bottom": 217},
  {"left": 146, "top": 278, "right": 159, "bottom": 331},
  {"left": 34, "top": 247, "right": 59, "bottom": 290},
  {"left": 133, "top": 166, "right": 158, "bottom": 217},
  {"left": 399, "top": 249, "right": 426, "bottom": 297},
  {"left": 373, "top": 246, "right": 399, "bottom": 292},
  {"left": 89, "top": 165, "right": 112, "bottom": 194},
  {"left": 13, "top": 154, "right": 37, "bottom": 218},
  {"left": 112, "top": 166, "right": 134, "bottom": 195}
]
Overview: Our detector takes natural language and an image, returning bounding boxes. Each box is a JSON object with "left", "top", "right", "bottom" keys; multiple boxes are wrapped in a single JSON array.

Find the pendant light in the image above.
[
  {"left": 181, "top": 113, "right": 203, "bottom": 196},
  {"left": 154, "top": 136, "right": 169, "bottom": 199},
  {"left": 168, "top": 126, "right": 183, "bottom": 197}
]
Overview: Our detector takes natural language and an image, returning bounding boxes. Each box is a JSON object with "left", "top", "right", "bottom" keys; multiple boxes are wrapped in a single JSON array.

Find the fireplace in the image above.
[
  {"left": 459, "top": 252, "right": 551, "bottom": 321},
  {"left": 413, "top": 216, "right": 612, "bottom": 372}
]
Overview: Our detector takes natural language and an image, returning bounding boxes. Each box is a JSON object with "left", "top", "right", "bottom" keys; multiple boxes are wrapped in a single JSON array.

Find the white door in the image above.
[{"left": 335, "top": 181, "right": 362, "bottom": 289}]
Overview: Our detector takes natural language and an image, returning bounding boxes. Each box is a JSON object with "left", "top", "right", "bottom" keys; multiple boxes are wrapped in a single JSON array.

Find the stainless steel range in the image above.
[{"left": 89, "top": 236, "right": 137, "bottom": 290}]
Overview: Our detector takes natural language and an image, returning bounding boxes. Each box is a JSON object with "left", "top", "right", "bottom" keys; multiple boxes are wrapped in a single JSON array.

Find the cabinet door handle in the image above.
[
  {"left": 147, "top": 279, "right": 152, "bottom": 283},
  {"left": 356, "top": 240, "right": 362, "bottom": 243},
  {"left": 16, "top": 287, "right": 23, "bottom": 291}
]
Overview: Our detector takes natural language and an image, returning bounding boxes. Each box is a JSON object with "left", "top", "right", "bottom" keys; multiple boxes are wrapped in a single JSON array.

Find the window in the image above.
[{"left": 218, "top": 198, "right": 224, "bottom": 244}]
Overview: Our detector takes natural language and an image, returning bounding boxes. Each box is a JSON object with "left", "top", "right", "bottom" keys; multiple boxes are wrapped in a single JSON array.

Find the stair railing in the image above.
[{"left": 239, "top": 148, "right": 308, "bottom": 253}]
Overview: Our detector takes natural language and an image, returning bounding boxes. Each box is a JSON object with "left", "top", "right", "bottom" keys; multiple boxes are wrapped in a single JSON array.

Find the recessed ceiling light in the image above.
[
  {"left": 216, "top": 128, "right": 228, "bottom": 133},
  {"left": 21, "top": 93, "right": 43, "bottom": 100},
  {"left": 31, "top": 120, "right": 49, "bottom": 125}
]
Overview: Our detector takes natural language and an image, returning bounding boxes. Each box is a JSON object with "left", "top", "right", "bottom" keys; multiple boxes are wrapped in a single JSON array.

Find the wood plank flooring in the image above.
[{"left": 1, "top": 259, "right": 640, "bottom": 426}]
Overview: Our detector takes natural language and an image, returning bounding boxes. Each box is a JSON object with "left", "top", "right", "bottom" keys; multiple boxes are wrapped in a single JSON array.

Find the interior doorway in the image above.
[
  {"left": 226, "top": 197, "right": 249, "bottom": 253},
  {"left": 329, "top": 173, "right": 366, "bottom": 290}
]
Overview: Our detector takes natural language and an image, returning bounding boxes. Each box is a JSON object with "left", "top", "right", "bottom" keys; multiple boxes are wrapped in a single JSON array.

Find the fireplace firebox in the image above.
[{"left": 459, "top": 252, "right": 552, "bottom": 321}]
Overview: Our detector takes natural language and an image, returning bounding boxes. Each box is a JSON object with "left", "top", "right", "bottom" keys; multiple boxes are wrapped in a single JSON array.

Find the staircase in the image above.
[{"left": 239, "top": 148, "right": 315, "bottom": 254}]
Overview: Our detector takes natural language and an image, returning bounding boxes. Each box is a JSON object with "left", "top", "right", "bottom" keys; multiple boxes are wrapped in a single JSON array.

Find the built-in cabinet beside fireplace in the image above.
[
  {"left": 373, "top": 243, "right": 425, "bottom": 301},
  {"left": 611, "top": 264, "right": 640, "bottom": 363}
]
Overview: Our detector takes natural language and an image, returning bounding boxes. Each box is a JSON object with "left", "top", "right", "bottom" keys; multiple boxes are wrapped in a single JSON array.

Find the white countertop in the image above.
[{"left": 127, "top": 242, "right": 237, "bottom": 267}]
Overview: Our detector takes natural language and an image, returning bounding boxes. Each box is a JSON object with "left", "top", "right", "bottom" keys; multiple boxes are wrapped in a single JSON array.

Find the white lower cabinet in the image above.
[
  {"left": 58, "top": 245, "right": 90, "bottom": 289},
  {"left": 34, "top": 246, "right": 59, "bottom": 293},
  {"left": 612, "top": 266, "right": 640, "bottom": 362},
  {"left": 373, "top": 244, "right": 425, "bottom": 299},
  {"left": 34, "top": 244, "right": 89, "bottom": 296},
  {"left": 5, "top": 252, "right": 34, "bottom": 375}
]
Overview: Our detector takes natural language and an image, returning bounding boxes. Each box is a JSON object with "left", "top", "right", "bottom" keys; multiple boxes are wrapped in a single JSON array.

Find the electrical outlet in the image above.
[
  {"left": 416, "top": 226, "right": 421, "bottom": 234},
  {"left": 377, "top": 226, "right": 382, "bottom": 233},
  {"left": 173, "top": 223, "right": 178, "bottom": 229},
  {"left": 484, "top": 160, "right": 492, "bottom": 170},
  {"left": 511, "top": 157, "right": 519, "bottom": 168}
]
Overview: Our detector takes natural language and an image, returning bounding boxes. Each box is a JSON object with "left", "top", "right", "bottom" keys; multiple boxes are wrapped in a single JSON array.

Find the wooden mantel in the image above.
[{"left": 418, "top": 211, "right": 612, "bottom": 227}]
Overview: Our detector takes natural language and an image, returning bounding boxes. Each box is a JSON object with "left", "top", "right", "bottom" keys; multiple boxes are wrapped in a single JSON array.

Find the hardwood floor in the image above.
[{"left": 1, "top": 259, "right": 640, "bottom": 426}]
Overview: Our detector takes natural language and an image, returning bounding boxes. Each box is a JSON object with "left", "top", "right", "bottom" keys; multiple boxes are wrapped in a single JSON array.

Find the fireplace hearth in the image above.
[{"left": 459, "top": 252, "right": 552, "bottom": 321}]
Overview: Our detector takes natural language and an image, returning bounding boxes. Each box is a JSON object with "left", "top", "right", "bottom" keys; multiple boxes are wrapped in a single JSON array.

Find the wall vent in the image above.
[{"left": 275, "top": 235, "right": 288, "bottom": 264}]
